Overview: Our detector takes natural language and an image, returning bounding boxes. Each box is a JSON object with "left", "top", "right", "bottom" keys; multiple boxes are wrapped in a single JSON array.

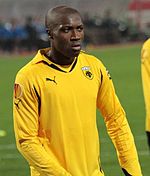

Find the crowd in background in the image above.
[
  {"left": 0, "top": 16, "right": 49, "bottom": 54},
  {"left": 0, "top": 10, "right": 149, "bottom": 54},
  {"left": 85, "top": 9, "right": 150, "bottom": 45}
]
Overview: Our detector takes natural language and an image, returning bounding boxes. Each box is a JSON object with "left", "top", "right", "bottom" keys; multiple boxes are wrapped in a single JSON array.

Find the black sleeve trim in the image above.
[
  {"left": 146, "top": 131, "right": 150, "bottom": 150},
  {"left": 122, "top": 168, "right": 132, "bottom": 176},
  {"left": 33, "top": 85, "right": 41, "bottom": 115},
  {"left": 100, "top": 69, "right": 103, "bottom": 84}
]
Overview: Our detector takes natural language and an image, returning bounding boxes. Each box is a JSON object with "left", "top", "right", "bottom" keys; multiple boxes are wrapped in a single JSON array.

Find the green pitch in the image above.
[{"left": 0, "top": 44, "right": 149, "bottom": 175}]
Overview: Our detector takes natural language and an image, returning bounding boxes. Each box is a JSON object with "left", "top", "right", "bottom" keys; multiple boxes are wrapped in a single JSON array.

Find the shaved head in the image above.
[
  {"left": 44, "top": 5, "right": 84, "bottom": 64},
  {"left": 45, "top": 6, "right": 81, "bottom": 30}
]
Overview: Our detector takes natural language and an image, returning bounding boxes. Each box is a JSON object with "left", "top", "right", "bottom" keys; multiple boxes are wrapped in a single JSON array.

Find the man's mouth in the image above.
[{"left": 71, "top": 44, "right": 81, "bottom": 51}]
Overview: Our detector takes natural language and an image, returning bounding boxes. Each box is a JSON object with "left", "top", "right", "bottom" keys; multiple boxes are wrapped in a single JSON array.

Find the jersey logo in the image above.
[
  {"left": 81, "top": 66, "right": 94, "bottom": 80},
  {"left": 14, "top": 84, "right": 23, "bottom": 98},
  {"left": 46, "top": 76, "right": 57, "bottom": 84},
  {"left": 14, "top": 83, "right": 23, "bottom": 108}
]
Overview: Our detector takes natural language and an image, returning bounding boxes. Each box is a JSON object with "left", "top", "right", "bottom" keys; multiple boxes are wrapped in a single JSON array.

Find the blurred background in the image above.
[
  {"left": 0, "top": 0, "right": 150, "bottom": 176},
  {"left": 1, "top": 0, "right": 150, "bottom": 53}
]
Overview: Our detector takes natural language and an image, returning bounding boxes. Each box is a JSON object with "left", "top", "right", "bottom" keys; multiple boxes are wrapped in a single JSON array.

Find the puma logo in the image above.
[
  {"left": 14, "top": 99, "right": 21, "bottom": 109},
  {"left": 46, "top": 76, "right": 57, "bottom": 84}
]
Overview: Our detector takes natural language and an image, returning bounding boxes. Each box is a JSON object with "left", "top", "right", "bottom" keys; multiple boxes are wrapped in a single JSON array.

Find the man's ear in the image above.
[{"left": 46, "top": 29, "right": 53, "bottom": 39}]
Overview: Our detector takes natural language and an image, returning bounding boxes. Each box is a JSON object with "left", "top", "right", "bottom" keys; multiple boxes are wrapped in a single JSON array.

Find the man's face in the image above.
[{"left": 51, "top": 13, "right": 84, "bottom": 59}]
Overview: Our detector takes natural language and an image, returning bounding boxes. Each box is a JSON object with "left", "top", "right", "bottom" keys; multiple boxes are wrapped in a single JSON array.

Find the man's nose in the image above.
[{"left": 71, "top": 29, "right": 80, "bottom": 39}]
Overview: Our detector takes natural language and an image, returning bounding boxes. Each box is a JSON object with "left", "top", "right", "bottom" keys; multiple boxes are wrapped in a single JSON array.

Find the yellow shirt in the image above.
[
  {"left": 13, "top": 48, "right": 142, "bottom": 176},
  {"left": 141, "top": 38, "right": 150, "bottom": 132}
]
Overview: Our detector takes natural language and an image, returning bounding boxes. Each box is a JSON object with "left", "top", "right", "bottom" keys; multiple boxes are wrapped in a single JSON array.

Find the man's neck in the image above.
[{"left": 46, "top": 50, "right": 75, "bottom": 65}]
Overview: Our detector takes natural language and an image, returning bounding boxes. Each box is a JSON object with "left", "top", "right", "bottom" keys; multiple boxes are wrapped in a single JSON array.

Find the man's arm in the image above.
[
  {"left": 97, "top": 62, "right": 143, "bottom": 176},
  {"left": 141, "top": 39, "right": 150, "bottom": 150},
  {"left": 13, "top": 73, "right": 71, "bottom": 176}
]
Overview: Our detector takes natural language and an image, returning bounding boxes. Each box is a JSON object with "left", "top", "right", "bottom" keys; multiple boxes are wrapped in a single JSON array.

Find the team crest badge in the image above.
[{"left": 81, "top": 66, "right": 94, "bottom": 80}]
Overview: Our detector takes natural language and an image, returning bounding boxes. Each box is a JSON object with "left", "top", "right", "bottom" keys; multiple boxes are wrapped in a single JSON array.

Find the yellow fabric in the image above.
[
  {"left": 13, "top": 48, "right": 142, "bottom": 176},
  {"left": 141, "top": 38, "right": 150, "bottom": 132}
]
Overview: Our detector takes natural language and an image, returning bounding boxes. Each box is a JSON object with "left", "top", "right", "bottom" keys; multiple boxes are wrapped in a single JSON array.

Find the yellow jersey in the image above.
[
  {"left": 141, "top": 38, "right": 150, "bottom": 132},
  {"left": 13, "top": 48, "right": 142, "bottom": 176}
]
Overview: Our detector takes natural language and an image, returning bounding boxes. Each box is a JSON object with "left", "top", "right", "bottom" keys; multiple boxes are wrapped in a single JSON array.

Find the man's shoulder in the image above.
[
  {"left": 143, "top": 38, "right": 150, "bottom": 49},
  {"left": 142, "top": 39, "right": 150, "bottom": 61},
  {"left": 16, "top": 55, "right": 38, "bottom": 79},
  {"left": 79, "top": 50, "right": 103, "bottom": 65},
  {"left": 16, "top": 49, "right": 43, "bottom": 76},
  {"left": 80, "top": 50, "right": 99, "bottom": 61}
]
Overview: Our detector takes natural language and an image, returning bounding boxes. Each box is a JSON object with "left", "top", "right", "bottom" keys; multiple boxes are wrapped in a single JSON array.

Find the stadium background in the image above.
[{"left": 0, "top": 0, "right": 150, "bottom": 175}]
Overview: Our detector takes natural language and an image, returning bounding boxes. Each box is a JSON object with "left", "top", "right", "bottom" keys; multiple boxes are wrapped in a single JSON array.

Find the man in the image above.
[
  {"left": 13, "top": 6, "right": 142, "bottom": 176},
  {"left": 141, "top": 38, "right": 150, "bottom": 151}
]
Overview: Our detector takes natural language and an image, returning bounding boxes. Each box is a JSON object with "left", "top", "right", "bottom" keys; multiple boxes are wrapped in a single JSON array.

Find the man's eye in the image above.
[
  {"left": 77, "top": 26, "right": 84, "bottom": 32},
  {"left": 62, "top": 27, "right": 70, "bottom": 33}
]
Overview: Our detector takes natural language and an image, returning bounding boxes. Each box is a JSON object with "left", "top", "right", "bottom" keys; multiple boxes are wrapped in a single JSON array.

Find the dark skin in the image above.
[{"left": 45, "top": 6, "right": 84, "bottom": 65}]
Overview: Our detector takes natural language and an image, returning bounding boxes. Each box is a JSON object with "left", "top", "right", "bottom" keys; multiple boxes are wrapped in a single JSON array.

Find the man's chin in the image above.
[{"left": 72, "top": 49, "right": 81, "bottom": 57}]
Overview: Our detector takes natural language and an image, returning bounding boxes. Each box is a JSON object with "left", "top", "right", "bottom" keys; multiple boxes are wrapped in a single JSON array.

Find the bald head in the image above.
[
  {"left": 45, "top": 6, "right": 81, "bottom": 29},
  {"left": 44, "top": 5, "right": 84, "bottom": 64}
]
